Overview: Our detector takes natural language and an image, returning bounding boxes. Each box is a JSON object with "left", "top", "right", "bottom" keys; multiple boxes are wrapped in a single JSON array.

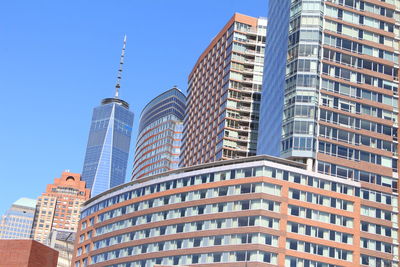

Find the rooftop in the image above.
[
  {"left": 12, "top": 197, "right": 37, "bottom": 209},
  {"left": 85, "top": 155, "right": 306, "bottom": 206}
]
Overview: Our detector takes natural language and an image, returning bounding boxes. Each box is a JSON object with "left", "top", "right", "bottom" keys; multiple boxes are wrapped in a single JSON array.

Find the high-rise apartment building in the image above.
[
  {"left": 181, "top": 13, "right": 267, "bottom": 167},
  {"left": 81, "top": 36, "right": 134, "bottom": 196},
  {"left": 258, "top": 0, "right": 400, "bottom": 266},
  {"left": 31, "top": 172, "right": 90, "bottom": 244},
  {"left": 73, "top": 155, "right": 398, "bottom": 266},
  {"left": 259, "top": 0, "right": 399, "bottom": 178},
  {"left": 132, "top": 87, "right": 185, "bottom": 180},
  {"left": 0, "top": 197, "right": 36, "bottom": 239}
]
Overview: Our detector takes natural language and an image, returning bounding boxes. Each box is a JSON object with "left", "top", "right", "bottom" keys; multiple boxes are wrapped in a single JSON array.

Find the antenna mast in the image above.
[{"left": 115, "top": 35, "right": 127, "bottom": 98}]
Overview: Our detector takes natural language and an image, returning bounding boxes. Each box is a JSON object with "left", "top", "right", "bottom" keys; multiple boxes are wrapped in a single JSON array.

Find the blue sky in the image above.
[{"left": 0, "top": 0, "right": 268, "bottom": 214}]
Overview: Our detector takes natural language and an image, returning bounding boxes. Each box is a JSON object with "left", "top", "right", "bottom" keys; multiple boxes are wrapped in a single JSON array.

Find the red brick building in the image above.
[{"left": 0, "top": 239, "right": 58, "bottom": 267}]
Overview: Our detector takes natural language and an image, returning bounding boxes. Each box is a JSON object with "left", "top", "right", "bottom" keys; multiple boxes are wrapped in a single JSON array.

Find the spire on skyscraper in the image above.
[{"left": 115, "top": 34, "right": 127, "bottom": 98}]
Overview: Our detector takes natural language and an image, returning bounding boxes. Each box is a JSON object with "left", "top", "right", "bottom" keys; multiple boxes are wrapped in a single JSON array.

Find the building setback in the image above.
[
  {"left": 0, "top": 197, "right": 36, "bottom": 239},
  {"left": 181, "top": 13, "right": 267, "bottom": 167},
  {"left": 72, "top": 155, "right": 398, "bottom": 266},
  {"left": 31, "top": 172, "right": 89, "bottom": 245},
  {"left": 132, "top": 87, "right": 186, "bottom": 180}
]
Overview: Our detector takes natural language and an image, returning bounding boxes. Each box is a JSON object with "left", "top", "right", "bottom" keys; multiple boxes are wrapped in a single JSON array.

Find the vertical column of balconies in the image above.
[{"left": 218, "top": 19, "right": 266, "bottom": 160}]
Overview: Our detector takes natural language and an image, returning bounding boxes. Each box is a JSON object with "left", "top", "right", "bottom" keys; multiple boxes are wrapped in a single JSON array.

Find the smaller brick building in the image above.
[{"left": 0, "top": 239, "right": 58, "bottom": 267}]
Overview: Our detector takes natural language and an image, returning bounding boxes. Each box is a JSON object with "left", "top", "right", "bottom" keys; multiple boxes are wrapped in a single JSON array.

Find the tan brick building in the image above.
[{"left": 31, "top": 172, "right": 89, "bottom": 266}]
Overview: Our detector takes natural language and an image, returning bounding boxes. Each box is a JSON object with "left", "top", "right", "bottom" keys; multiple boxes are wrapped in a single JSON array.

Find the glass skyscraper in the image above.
[
  {"left": 132, "top": 87, "right": 185, "bottom": 180},
  {"left": 0, "top": 197, "right": 36, "bottom": 239},
  {"left": 82, "top": 97, "right": 134, "bottom": 196}
]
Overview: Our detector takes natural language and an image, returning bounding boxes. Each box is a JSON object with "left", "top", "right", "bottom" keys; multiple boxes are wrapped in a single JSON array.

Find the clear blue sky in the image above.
[{"left": 0, "top": 0, "right": 268, "bottom": 214}]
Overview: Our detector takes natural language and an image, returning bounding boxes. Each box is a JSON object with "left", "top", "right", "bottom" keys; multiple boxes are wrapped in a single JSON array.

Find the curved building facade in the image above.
[
  {"left": 132, "top": 87, "right": 185, "bottom": 180},
  {"left": 181, "top": 13, "right": 267, "bottom": 167},
  {"left": 73, "top": 156, "right": 398, "bottom": 267}
]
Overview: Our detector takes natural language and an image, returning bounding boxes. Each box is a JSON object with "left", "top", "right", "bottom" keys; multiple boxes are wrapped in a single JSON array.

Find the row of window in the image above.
[
  {"left": 322, "top": 63, "right": 396, "bottom": 91},
  {"left": 95, "top": 199, "right": 280, "bottom": 237},
  {"left": 139, "top": 100, "right": 185, "bottom": 132},
  {"left": 287, "top": 222, "right": 353, "bottom": 244},
  {"left": 361, "top": 221, "right": 396, "bottom": 238},
  {"left": 283, "top": 104, "right": 315, "bottom": 121},
  {"left": 321, "top": 93, "right": 397, "bottom": 123},
  {"left": 323, "top": 48, "right": 398, "bottom": 78},
  {"left": 80, "top": 164, "right": 358, "bottom": 218},
  {"left": 361, "top": 205, "right": 395, "bottom": 222},
  {"left": 135, "top": 124, "right": 177, "bottom": 156},
  {"left": 318, "top": 140, "right": 395, "bottom": 169},
  {"left": 321, "top": 78, "right": 398, "bottom": 108},
  {"left": 331, "top": 0, "right": 396, "bottom": 20},
  {"left": 78, "top": 250, "right": 276, "bottom": 267},
  {"left": 361, "top": 238, "right": 397, "bottom": 254},
  {"left": 134, "top": 134, "right": 175, "bottom": 159},
  {"left": 325, "top": 4, "right": 396, "bottom": 34},
  {"left": 94, "top": 231, "right": 278, "bottom": 252},
  {"left": 96, "top": 182, "right": 281, "bottom": 223},
  {"left": 319, "top": 125, "right": 397, "bottom": 153},
  {"left": 287, "top": 239, "right": 352, "bottom": 261},
  {"left": 282, "top": 120, "right": 315, "bottom": 136},
  {"left": 361, "top": 254, "right": 395, "bottom": 267},
  {"left": 95, "top": 215, "right": 279, "bottom": 240},
  {"left": 286, "top": 256, "right": 342, "bottom": 267},
  {"left": 281, "top": 136, "right": 316, "bottom": 152},
  {"left": 91, "top": 233, "right": 278, "bottom": 263},
  {"left": 325, "top": 19, "right": 398, "bottom": 49},
  {"left": 318, "top": 160, "right": 397, "bottom": 191},
  {"left": 320, "top": 109, "right": 396, "bottom": 137},
  {"left": 290, "top": 188, "right": 354, "bottom": 211},
  {"left": 289, "top": 205, "right": 353, "bottom": 227}
]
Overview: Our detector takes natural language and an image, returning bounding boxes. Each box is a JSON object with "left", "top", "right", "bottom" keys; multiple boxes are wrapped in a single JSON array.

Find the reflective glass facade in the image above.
[
  {"left": 181, "top": 14, "right": 267, "bottom": 167},
  {"left": 259, "top": 0, "right": 399, "bottom": 183},
  {"left": 258, "top": 0, "right": 292, "bottom": 157},
  {"left": 73, "top": 155, "right": 399, "bottom": 266},
  {"left": 82, "top": 98, "right": 134, "bottom": 196},
  {"left": 0, "top": 198, "right": 36, "bottom": 239},
  {"left": 132, "top": 88, "right": 185, "bottom": 180}
]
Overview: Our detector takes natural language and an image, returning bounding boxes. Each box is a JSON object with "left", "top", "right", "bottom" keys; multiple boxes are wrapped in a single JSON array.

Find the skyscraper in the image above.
[
  {"left": 81, "top": 36, "right": 134, "bottom": 196},
  {"left": 31, "top": 172, "right": 90, "bottom": 244},
  {"left": 0, "top": 197, "right": 36, "bottom": 239},
  {"left": 132, "top": 87, "right": 185, "bottom": 180},
  {"left": 181, "top": 13, "right": 267, "bottom": 167},
  {"left": 258, "top": 0, "right": 399, "bottom": 265},
  {"left": 259, "top": 0, "right": 399, "bottom": 179}
]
